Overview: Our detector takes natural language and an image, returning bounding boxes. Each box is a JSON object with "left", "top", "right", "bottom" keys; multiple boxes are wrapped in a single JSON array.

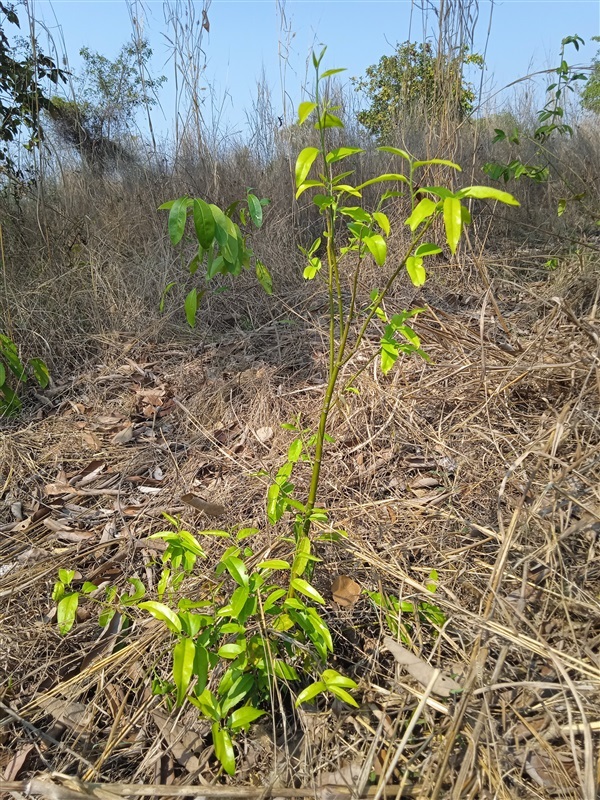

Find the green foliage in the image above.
[
  {"left": 55, "top": 522, "right": 354, "bottom": 775},
  {"left": 0, "top": 2, "right": 66, "bottom": 176},
  {"left": 581, "top": 36, "right": 600, "bottom": 114},
  {"left": 57, "top": 44, "right": 518, "bottom": 778},
  {"left": 484, "top": 34, "right": 588, "bottom": 216},
  {"left": 0, "top": 332, "right": 49, "bottom": 416},
  {"left": 159, "top": 190, "right": 270, "bottom": 327},
  {"left": 353, "top": 41, "right": 482, "bottom": 141},
  {"left": 366, "top": 570, "right": 446, "bottom": 644}
]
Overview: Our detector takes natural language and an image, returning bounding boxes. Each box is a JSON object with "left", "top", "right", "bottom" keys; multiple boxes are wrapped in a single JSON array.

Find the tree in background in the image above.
[
  {"left": 581, "top": 37, "right": 600, "bottom": 114},
  {"left": 352, "top": 41, "right": 482, "bottom": 142},
  {"left": 0, "top": 1, "right": 65, "bottom": 178},
  {"left": 48, "top": 38, "right": 165, "bottom": 171}
]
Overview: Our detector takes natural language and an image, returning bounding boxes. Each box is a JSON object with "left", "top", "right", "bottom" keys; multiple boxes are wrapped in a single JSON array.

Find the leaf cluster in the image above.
[
  {"left": 0, "top": 332, "right": 49, "bottom": 416},
  {"left": 159, "top": 191, "right": 271, "bottom": 326}
]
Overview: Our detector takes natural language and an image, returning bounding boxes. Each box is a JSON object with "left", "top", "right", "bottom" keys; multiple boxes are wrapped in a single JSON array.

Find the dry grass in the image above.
[{"left": 1, "top": 238, "right": 599, "bottom": 798}]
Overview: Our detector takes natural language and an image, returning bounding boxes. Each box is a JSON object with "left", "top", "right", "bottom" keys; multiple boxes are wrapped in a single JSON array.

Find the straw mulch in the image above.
[{"left": 1, "top": 254, "right": 599, "bottom": 800}]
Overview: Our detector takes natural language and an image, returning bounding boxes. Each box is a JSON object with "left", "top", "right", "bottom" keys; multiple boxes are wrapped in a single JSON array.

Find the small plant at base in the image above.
[
  {"left": 0, "top": 332, "right": 49, "bottom": 416},
  {"left": 159, "top": 189, "right": 271, "bottom": 327},
  {"left": 54, "top": 521, "right": 355, "bottom": 775},
  {"left": 366, "top": 569, "right": 446, "bottom": 645},
  {"left": 483, "top": 35, "right": 588, "bottom": 216}
]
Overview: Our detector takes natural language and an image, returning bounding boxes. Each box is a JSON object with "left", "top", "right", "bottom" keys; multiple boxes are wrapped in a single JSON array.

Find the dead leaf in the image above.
[
  {"left": 3, "top": 743, "right": 34, "bottom": 780},
  {"left": 384, "top": 636, "right": 462, "bottom": 698},
  {"left": 255, "top": 426, "right": 274, "bottom": 443},
  {"left": 37, "top": 696, "right": 93, "bottom": 734},
  {"left": 152, "top": 710, "right": 205, "bottom": 773},
  {"left": 410, "top": 476, "right": 441, "bottom": 489},
  {"left": 181, "top": 492, "right": 226, "bottom": 517},
  {"left": 112, "top": 426, "right": 134, "bottom": 445},
  {"left": 331, "top": 575, "right": 361, "bottom": 608},
  {"left": 44, "top": 482, "right": 72, "bottom": 496},
  {"left": 82, "top": 431, "right": 102, "bottom": 451}
]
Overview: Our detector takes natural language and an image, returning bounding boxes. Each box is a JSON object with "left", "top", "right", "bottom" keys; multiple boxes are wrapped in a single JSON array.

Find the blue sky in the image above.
[{"left": 32, "top": 0, "right": 600, "bottom": 136}]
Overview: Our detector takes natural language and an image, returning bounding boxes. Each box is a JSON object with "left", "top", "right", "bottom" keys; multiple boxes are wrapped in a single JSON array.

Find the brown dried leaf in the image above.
[
  {"left": 384, "top": 636, "right": 462, "bottom": 698},
  {"left": 181, "top": 492, "right": 226, "bottom": 518},
  {"left": 331, "top": 575, "right": 362, "bottom": 608},
  {"left": 82, "top": 431, "right": 102, "bottom": 451},
  {"left": 111, "top": 425, "right": 135, "bottom": 445},
  {"left": 37, "top": 696, "right": 93, "bottom": 734},
  {"left": 3, "top": 743, "right": 34, "bottom": 780},
  {"left": 255, "top": 426, "right": 274, "bottom": 443},
  {"left": 152, "top": 710, "right": 204, "bottom": 774},
  {"left": 410, "top": 476, "right": 441, "bottom": 489}
]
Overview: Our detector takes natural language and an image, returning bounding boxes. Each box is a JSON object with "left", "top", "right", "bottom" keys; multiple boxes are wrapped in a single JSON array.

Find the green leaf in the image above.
[
  {"left": 378, "top": 146, "right": 411, "bottom": 161},
  {"left": 380, "top": 335, "right": 399, "bottom": 375},
  {"left": 443, "top": 196, "right": 462, "bottom": 255},
  {"left": 295, "top": 680, "right": 327, "bottom": 706},
  {"left": 327, "top": 685, "right": 359, "bottom": 707},
  {"left": 0, "top": 362, "right": 5, "bottom": 387},
  {"left": 28, "top": 358, "right": 49, "bottom": 388},
  {"left": 57, "top": 592, "right": 79, "bottom": 635},
  {"left": 405, "top": 198, "right": 438, "bottom": 231},
  {"left": 192, "top": 198, "right": 216, "bottom": 248},
  {"left": 58, "top": 569, "right": 74, "bottom": 585},
  {"left": 191, "top": 687, "right": 220, "bottom": 721},
  {"left": 316, "top": 111, "right": 344, "bottom": 129},
  {"left": 291, "top": 578, "right": 325, "bottom": 604},
  {"left": 173, "top": 637, "right": 195, "bottom": 706},
  {"left": 247, "top": 193, "right": 263, "bottom": 228},
  {"left": 213, "top": 725, "right": 236, "bottom": 775},
  {"left": 184, "top": 288, "right": 198, "bottom": 328},
  {"left": 340, "top": 206, "right": 371, "bottom": 223},
  {"left": 223, "top": 556, "right": 249, "bottom": 587},
  {"left": 296, "top": 179, "right": 325, "bottom": 200},
  {"left": 168, "top": 196, "right": 189, "bottom": 245},
  {"left": 372, "top": 212, "right": 390, "bottom": 235},
  {"left": 406, "top": 256, "right": 426, "bottom": 287},
  {"left": 322, "top": 669, "right": 358, "bottom": 689},
  {"left": 557, "top": 198, "right": 567, "bottom": 217},
  {"left": 257, "top": 559, "right": 291, "bottom": 571},
  {"left": 320, "top": 67, "right": 346, "bottom": 78},
  {"left": 356, "top": 173, "right": 408, "bottom": 190},
  {"left": 217, "top": 642, "right": 246, "bottom": 659},
  {"left": 297, "top": 101, "right": 318, "bottom": 125},
  {"left": 229, "top": 585, "right": 250, "bottom": 619},
  {"left": 193, "top": 644, "right": 209, "bottom": 694},
  {"left": 413, "top": 158, "right": 461, "bottom": 171},
  {"left": 456, "top": 186, "right": 519, "bottom": 206},
  {"left": 325, "top": 146, "right": 363, "bottom": 164},
  {"left": 273, "top": 660, "right": 299, "bottom": 681},
  {"left": 415, "top": 243, "right": 442, "bottom": 257},
  {"left": 295, "top": 147, "right": 320, "bottom": 189},
  {"left": 138, "top": 601, "right": 182, "bottom": 634},
  {"left": 363, "top": 235, "right": 387, "bottom": 266},
  {"left": 159, "top": 281, "right": 177, "bottom": 312},
  {"left": 229, "top": 706, "right": 266, "bottom": 731},
  {"left": 288, "top": 438, "right": 303, "bottom": 463}
]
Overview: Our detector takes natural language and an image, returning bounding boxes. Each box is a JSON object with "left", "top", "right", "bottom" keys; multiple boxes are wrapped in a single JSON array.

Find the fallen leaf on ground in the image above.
[
  {"left": 181, "top": 492, "right": 226, "bottom": 517},
  {"left": 152, "top": 710, "right": 205, "bottom": 773},
  {"left": 331, "top": 575, "right": 362, "bottom": 608},
  {"left": 112, "top": 426, "right": 135, "bottom": 445},
  {"left": 3, "top": 743, "right": 34, "bottom": 780},
  {"left": 384, "top": 636, "right": 462, "bottom": 698},
  {"left": 37, "top": 696, "right": 93, "bottom": 734},
  {"left": 255, "top": 426, "right": 274, "bottom": 443}
]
